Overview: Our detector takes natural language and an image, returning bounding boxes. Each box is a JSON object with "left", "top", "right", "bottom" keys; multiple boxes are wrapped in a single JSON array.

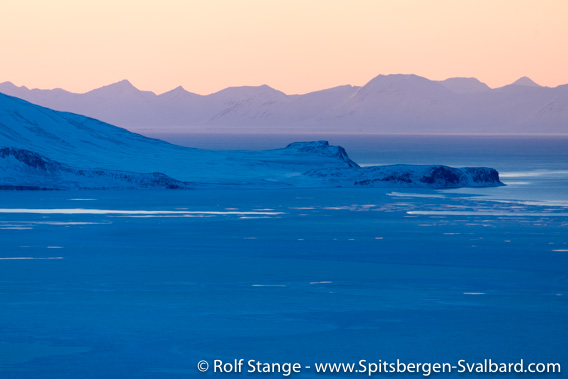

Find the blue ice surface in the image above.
[{"left": 0, "top": 186, "right": 567, "bottom": 378}]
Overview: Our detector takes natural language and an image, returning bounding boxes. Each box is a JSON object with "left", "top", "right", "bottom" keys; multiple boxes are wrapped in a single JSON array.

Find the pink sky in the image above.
[{"left": 1, "top": 0, "right": 567, "bottom": 95}]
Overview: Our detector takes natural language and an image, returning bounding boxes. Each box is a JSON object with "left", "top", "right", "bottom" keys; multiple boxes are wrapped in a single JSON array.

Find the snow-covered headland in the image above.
[{"left": 0, "top": 93, "right": 503, "bottom": 190}]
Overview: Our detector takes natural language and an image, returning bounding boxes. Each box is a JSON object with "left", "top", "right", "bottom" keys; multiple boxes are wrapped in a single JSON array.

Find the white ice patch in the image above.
[
  {"left": 388, "top": 192, "right": 446, "bottom": 199},
  {"left": 0, "top": 208, "right": 285, "bottom": 216},
  {"left": 1, "top": 221, "right": 107, "bottom": 228},
  {"left": 252, "top": 284, "right": 286, "bottom": 287},
  {"left": 489, "top": 199, "right": 568, "bottom": 207},
  {"left": 239, "top": 216, "right": 275, "bottom": 219},
  {"left": 0, "top": 257, "right": 63, "bottom": 260},
  {"left": 113, "top": 215, "right": 214, "bottom": 218},
  {"left": 408, "top": 211, "right": 568, "bottom": 217},
  {"left": 499, "top": 170, "right": 568, "bottom": 178},
  {"left": 31, "top": 221, "right": 107, "bottom": 226}
]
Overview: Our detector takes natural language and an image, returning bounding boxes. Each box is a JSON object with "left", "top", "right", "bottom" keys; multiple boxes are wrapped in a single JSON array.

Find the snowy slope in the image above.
[
  {"left": 317, "top": 74, "right": 458, "bottom": 132},
  {"left": 0, "top": 148, "right": 187, "bottom": 190},
  {"left": 202, "top": 85, "right": 289, "bottom": 126},
  {"left": 0, "top": 93, "right": 503, "bottom": 189},
  {"left": 1, "top": 74, "right": 566, "bottom": 133},
  {"left": 464, "top": 83, "right": 568, "bottom": 133}
]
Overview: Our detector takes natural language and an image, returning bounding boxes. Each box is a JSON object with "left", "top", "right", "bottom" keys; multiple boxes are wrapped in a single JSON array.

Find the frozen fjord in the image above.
[{"left": 0, "top": 188, "right": 567, "bottom": 377}]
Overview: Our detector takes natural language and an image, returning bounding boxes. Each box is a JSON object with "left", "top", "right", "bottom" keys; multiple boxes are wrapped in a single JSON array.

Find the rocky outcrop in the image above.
[
  {"left": 305, "top": 164, "right": 503, "bottom": 188},
  {"left": 284, "top": 141, "right": 359, "bottom": 168}
]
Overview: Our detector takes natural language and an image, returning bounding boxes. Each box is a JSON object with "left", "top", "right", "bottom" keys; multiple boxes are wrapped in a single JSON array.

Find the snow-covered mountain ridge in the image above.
[{"left": 0, "top": 93, "right": 503, "bottom": 189}]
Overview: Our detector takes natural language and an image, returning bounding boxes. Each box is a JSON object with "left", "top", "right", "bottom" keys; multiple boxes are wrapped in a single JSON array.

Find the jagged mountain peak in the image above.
[
  {"left": 86, "top": 79, "right": 155, "bottom": 96},
  {"left": 0, "top": 81, "right": 21, "bottom": 89},
  {"left": 112, "top": 79, "right": 136, "bottom": 88},
  {"left": 0, "top": 81, "right": 30, "bottom": 94},
  {"left": 171, "top": 85, "right": 186, "bottom": 92},
  {"left": 511, "top": 76, "right": 541, "bottom": 87},
  {"left": 159, "top": 85, "right": 197, "bottom": 98}
]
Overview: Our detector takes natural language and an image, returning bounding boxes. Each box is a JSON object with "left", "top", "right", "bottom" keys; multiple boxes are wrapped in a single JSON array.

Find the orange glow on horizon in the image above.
[{"left": 1, "top": 0, "right": 567, "bottom": 95}]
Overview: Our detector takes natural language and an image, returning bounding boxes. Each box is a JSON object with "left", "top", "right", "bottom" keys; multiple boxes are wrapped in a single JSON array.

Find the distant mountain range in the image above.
[{"left": 1, "top": 74, "right": 566, "bottom": 134}]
